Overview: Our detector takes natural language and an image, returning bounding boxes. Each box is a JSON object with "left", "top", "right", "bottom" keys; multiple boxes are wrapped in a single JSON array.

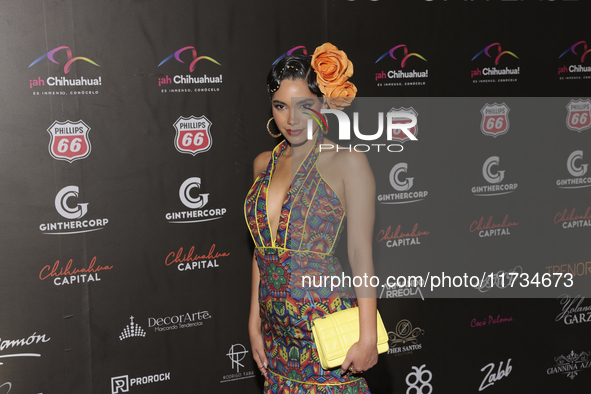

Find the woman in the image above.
[{"left": 245, "top": 43, "right": 378, "bottom": 393}]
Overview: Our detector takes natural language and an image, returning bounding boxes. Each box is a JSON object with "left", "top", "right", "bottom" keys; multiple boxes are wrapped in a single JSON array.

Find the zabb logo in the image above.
[
  {"left": 471, "top": 156, "right": 518, "bottom": 197},
  {"left": 566, "top": 99, "right": 591, "bottom": 132},
  {"left": 173, "top": 116, "right": 212, "bottom": 155},
  {"left": 378, "top": 163, "right": 428, "bottom": 204},
  {"left": 480, "top": 103, "right": 509, "bottom": 137},
  {"left": 556, "top": 150, "right": 591, "bottom": 189},
  {"left": 47, "top": 120, "right": 91, "bottom": 162},
  {"left": 166, "top": 177, "right": 227, "bottom": 223},
  {"left": 40, "top": 186, "right": 108, "bottom": 234}
]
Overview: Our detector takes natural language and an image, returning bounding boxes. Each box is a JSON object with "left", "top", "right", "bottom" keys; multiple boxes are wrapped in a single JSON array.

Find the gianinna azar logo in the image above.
[
  {"left": 558, "top": 41, "right": 591, "bottom": 79},
  {"left": 471, "top": 42, "right": 519, "bottom": 83},
  {"left": 28, "top": 46, "right": 102, "bottom": 95},
  {"left": 157, "top": 46, "right": 222, "bottom": 93},
  {"left": 47, "top": 120, "right": 91, "bottom": 162},
  {"left": 375, "top": 44, "right": 428, "bottom": 87}
]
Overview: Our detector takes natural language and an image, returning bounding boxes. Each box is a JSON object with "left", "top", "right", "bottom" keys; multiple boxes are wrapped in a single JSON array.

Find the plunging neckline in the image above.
[{"left": 264, "top": 133, "right": 321, "bottom": 248}]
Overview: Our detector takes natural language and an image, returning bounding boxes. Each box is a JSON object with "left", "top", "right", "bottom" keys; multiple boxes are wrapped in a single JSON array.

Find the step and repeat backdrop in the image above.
[{"left": 0, "top": 0, "right": 590, "bottom": 393}]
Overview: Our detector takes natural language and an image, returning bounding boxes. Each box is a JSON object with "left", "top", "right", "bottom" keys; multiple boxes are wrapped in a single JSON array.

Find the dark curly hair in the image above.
[{"left": 266, "top": 54, "right": 323, "bottom": 99}]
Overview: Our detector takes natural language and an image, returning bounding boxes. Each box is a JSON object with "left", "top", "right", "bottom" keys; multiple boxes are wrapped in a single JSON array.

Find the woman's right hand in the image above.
[{"left": 249, "top": 326, "right": 268, "bottom": 378}]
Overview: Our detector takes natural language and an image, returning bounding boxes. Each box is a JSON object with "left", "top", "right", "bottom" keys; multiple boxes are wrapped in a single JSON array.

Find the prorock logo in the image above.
[
  {"left": 158, "top": 46, "right": 220, "bottom": 71},
  {"left": 47, "top": 120, "right": 91, "bottom": 162},
  {"left": 29, "top": 46, "right": 100, "bottom": 73},
  {"left": 173, "top": 116, "right": 212, "bottom": 155}
]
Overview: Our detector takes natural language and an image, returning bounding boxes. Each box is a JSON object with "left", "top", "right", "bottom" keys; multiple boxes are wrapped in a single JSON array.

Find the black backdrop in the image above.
[{"left": 1, "top": 1, "right": 590, "bottom": 393}]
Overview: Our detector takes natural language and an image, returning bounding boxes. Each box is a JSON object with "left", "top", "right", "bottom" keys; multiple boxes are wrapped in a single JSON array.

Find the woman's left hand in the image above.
[{"left": 340, "top": 339, "right": 378, "bottom": 375}]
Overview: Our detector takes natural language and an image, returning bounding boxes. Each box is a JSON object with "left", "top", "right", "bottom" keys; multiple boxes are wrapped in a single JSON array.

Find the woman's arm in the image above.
[{"left": 338, "top": 150, "right": 378, "bottom": 374}]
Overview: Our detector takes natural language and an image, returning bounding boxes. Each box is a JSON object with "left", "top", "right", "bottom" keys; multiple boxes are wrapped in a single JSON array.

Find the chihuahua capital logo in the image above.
[
  {"left": 158, "top": 47, "right": 221, "bottom": 71},
  {"left": 29, "top": 46, "right": 100, "bottom": 73},
  {"left": 376, "top": 45, "right": 427, "bottom": 68},
  {"left": 472, "top": 43, "right": 519, "bottom": 65}
]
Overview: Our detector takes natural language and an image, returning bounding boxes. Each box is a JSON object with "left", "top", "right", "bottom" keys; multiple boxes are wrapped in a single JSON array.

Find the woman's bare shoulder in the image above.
[{"left": 253, "top": 151, "right": 272, "bottom": 177}]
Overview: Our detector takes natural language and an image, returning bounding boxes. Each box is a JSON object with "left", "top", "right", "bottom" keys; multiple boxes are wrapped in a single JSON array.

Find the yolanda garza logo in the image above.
[
  {"left": 471, "top": 43, "right": 519, "bottom": 83},
  {"left": 375, "top": 44, "right": 428, "bottom": 87},
  {"left": 111, "top": 372, "right": 171, "bottom": 394},
  {"left": 556, "top": 295, "right": 591, "bottom": 325},
  {"left": 173, "top": 116, "right": 212, "bottom": 155},
  {"left": 471, "top": 156, "right": 518, "bottom": 197},
  {"left": 547, "top": 350, "right": 591, "bottom": 380},
  {"left": 157, "top": 46, "right": 222, "bottom": 93},
  {"left": 165, "top": 243, "right": 230, "bottom": 272},
  {"left": 311, "top": 107, "right": 417, "bottom": 153},
  {"left": 28, "top": 46, "right": 101, "bottom": 95},
  {"left": 119, "top": 316, "right": 146, "bottom": 340},
  {"left": 471, "top": 314, "right": 513, "bottom": 328},
  {"left": 40, "top": 186, "right": 109, "bottom": 235},
  {"left": 166, "top": 178, "right": 227, "bottom": 223},
  {"left": 554, "top": 206, "right": 591, "bottom": 229},
  {"left": 480, "top": 103, "right": 509, "bottom": 137},
  {"left": 148, "top": 311, "right": 211, "bottom": 332},
  {"left": 221, "top": 344, "right": 255, "bottom": 383},
  {"left": 39, "top": 256, "right": 113, "bottom": 286},
  {"left": 558, "top": 41, "right": 591, "bottom": 80},
  {"left": 378, "top": 163, "right": 428, "bottom": 204},
  {"left": 566, "top": 99, "right": 591, "bottom": 132},
  {"left": 469, "top": 214, "right": 519, "bottom": 238},
  {"left": 387, "top": 319, "right": 424, "bottom": 356},
  {"left": 47, "top": 120, "right": 91, "bottom": 162},
  {"left": 479, "top": 358, "right": 512, "bottom": 391},
  {"left": 556, "top": 150, "right": 591, "bottom": 189},
  {"left": 0, "top": 332, "right": 50, "bottom": 365},
  {"left": 376, "top": 223, "right": 430, "bottom": 247}
]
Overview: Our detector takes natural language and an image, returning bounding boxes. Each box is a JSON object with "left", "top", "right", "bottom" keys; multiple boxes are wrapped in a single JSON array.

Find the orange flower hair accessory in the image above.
[{"left": 311, "top": 43, "right": 356, "bottom": 110}]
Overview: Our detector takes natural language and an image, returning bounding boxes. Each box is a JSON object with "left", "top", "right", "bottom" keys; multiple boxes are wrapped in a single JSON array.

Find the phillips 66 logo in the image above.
[
  {"left": 47, "top": 120, "right": 91, "bottom": 162},
  {"left": 388, "top": 107, "right": 418, "bottom": 143},
  {"left": 566, "top": 99, "right": 591, "bottom": 132},
  {"left": 173, "top": 115, "right": 212, "bottom": 155},
  {"left": 480, "top": 103, "right": 509, "bottom": 137}
]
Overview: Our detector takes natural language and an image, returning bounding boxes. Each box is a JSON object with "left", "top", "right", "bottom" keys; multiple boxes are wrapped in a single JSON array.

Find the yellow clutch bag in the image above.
[{"left": 311, "top": 307, "right": 389, "bottom": 370}]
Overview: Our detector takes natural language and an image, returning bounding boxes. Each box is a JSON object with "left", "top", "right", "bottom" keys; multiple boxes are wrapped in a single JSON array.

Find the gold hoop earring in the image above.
[{"left": 267, "top": 117, "right": 281, "bottom": 138}]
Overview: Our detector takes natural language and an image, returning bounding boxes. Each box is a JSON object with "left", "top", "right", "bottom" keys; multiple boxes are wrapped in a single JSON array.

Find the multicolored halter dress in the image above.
[{"left": 244, "top": 132, "right": 371, "bottom": 394}]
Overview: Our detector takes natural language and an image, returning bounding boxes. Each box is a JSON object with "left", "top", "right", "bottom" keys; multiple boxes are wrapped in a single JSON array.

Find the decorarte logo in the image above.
[
  {"left": 375, "top": 44, "right": 428, "bottom": 87},
  {"left": 558, "top": 41, "right": 591, "bottom": 79},
  {"left": 221, "top": 344, "right": 255, "bottom": 383},
  {"left": 471, "top": 42, "right": 519, "bottom": 83},
  {"left": 547, "top": 351, "right": 591, "bottom": 380},
  {"left": 47, "top": 120, "right": 91, "bottom": 162},
  {"left": 40, "top": 185, "right": 109, "bottom": 235},
  {"left": 566, "top": 99, "right": 591, "bottom": 132},
  {"left": 480, "top": 103, "right": 509, "bottom": 137},
  {"left": 39, "top": 256, "right": 113, "bottom": 286},
  {"left": 156, "top": 46, "right": 222, "bottom": 93},
  {"left": 173, "top": 116, "right": 212, "bottom": 155},
  {"left": 165, "top": 177, "right": 227, "bottom": 223},
  {"left": 28, "top": 46, "right": 101, "bottom": 95},
  {"left": 119, "top": 316, "right": 146, "bottom": 340}
]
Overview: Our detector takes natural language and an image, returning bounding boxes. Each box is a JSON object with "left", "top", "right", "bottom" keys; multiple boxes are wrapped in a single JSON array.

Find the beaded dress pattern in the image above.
[{"left": 244, "top": 132, "right": 370, "bottom": 393}]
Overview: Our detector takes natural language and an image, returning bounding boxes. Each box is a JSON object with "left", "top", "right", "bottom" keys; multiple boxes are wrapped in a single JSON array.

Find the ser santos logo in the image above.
[
  {"left": 166, "top": 177, "right": 227, "bottom": 223},
  {"left": 40, "top": 186, "right": 108, "bottom": 235},
  {"left": 472, "top": 156, "right": 518, "bottom": 197},
  {"left": 378, "top": 163, "right": 428, "bottom": 204}
]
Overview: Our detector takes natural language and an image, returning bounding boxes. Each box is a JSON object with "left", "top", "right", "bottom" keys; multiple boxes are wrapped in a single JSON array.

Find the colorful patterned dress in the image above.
[{"left": 244, "top": 132, "right": 371, "bottom": 394}]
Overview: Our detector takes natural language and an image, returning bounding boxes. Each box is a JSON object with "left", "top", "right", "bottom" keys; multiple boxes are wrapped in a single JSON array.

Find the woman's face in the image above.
[{"left": 271, "top": 78, "right": 324, "bottom": 145}]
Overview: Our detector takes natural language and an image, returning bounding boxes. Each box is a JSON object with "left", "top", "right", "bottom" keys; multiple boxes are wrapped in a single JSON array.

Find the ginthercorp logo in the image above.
[
  {"left": 406, "top": 364, "right": 432, "bottom": 393},
  {"left": 40, "top": 186, "right": 108, "bottom": 235},
  {"left": 166, "top": 177, "right": 227, "bottom": 223},
  {"left": 28, "top": 46, "right": 102, "bottom": 94},
  {"left": 375, "top": 44, "right": 428, "bottom": 87},
  {"left": 378, "top": 163, "right": 428, "bottom": 204},
  {"left": 566, "top": 99, "right": 591, "bottom": 132},
  {"left": 471, "top": 43, "right": 519, "bottom": 82},
  {"left": 556, "top": 150, "right": 591, "bottom": 189},
  {"left": 547, "top": 351, "right": 590, "bottom": 380},
  {"left": 221, "top": 344, "right": 255, "bottom": 383},
  {"left": 173, "top": 116, "right": 212, "bottom": 155},
  {"left": 558, "top": 41, "right": 591, "bottom": 79},
  {"left": 480, "top": 103, "right": 509, "bottom": 137},
  {"left": 387, "top": 319, "right": 424, "bottom": 356},
  {"left": 471, "top": 156, "right": 518, "bottom": 197},
  {"left": 47, "top": 120, "right": 91, "bottom": 162},
  {"left": 111, "top": 372, "right": 171, "bottom": 394},
  {"left": 119, "top": 316, "right": 146, "bottom": 340},
  {"left": 157, "top": 46, "right": 222, "bottom": 93}
]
